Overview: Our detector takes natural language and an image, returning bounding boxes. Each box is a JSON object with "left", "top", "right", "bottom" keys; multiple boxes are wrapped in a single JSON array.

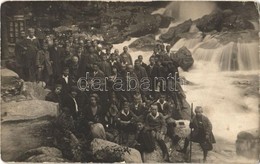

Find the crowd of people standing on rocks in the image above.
[{"left": 14, "top": 27, "right": 215, "bottom": 162}]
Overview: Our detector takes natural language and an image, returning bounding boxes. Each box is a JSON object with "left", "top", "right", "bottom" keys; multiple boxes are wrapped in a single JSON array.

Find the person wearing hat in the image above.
[
  {"left": 177, "top": 106, "right": 216, "bottom": 162},
  {"left": 36, "top": 42, "right": 53, "bottom": 87},
  {"left": 23, "top": 28, "right": 41, "bottom": 81}
]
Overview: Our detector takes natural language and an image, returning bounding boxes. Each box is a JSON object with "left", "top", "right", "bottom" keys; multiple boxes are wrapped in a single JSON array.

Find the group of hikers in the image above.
[{"left": 14, "top": 27, "right": 215, "bottom": 162}]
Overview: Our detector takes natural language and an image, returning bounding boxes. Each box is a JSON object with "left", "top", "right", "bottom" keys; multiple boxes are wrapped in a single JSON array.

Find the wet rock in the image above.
[
  {"left": 1, "top": 100, "right": 58, "bottom": 122},
  {"left": 196, "top": 10, "right": 223, "bottom": 32},
  {"left": 160, "top": 19, "right": 192, "bottom": 43},
  {"left": 171, "top": 46, "right": 194, "bottom": 71},
  {"left": 91, "top": 138, "right": 142, "bottom": 163},
  {"left": 129, "top": 34, "right": 159, "bottom": 51}
]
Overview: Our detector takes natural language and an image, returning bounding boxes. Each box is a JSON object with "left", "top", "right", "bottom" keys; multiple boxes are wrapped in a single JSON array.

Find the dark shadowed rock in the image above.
[
  {"left": 129, "top": 34, "right": 159, "bottom": 51},
  {"left": 196, "top": 10, "right": 223, "bottom": 32},
  {"left": 171, "top": 46, "right": 194, "bottom": 71},
  {"left": 153, "top": 14, "right": 172, "bottom": 28},
  {"left": 124, "top": 13, "right": 161, "bottom": 37},
  {"left": 222, "top": 14, "right": 254, "bottom": 31},
  {"left": 159, "top": 19, "right": 192, "bottom": 43}
]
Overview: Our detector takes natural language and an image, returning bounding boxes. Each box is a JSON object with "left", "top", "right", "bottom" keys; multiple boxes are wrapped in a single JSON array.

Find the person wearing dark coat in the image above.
[
  {"left": 61, "top": 86, "right": 81, "bottom": 120},
  {"left": 35, "top": 42, "right": 53, "bottom": 86},
  {"left": 45, "top": 84, "right": 62, "bottom": 104},
  {"left": 49, "top": 38, "right": 64, "bottom": 83},
  {"left": 57, "top": 67, "right": 74, "bottom": 96},
  {"left": 83, "top": 94, "right": 106, "bottom": 140},
  {"left": 98, "top": 54, "right": 112, "bottom": 77},
  {"left": 120, "top": 46, "right": 133, "bottom": 65},
  {"left": 178, "top": 106, "right": 216, "bottom": 162},
  {"left": 23, "top": 28, "right": 41, "bottom": 81},
  {"left": 138, "top": 55, "right": 147, "bottom": 69}
]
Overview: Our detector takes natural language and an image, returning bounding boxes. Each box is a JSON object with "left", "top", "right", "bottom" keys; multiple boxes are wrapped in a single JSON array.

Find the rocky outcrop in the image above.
[
  {"left": 17, "top": 147, "right": 67, "bottom": 162},
  {"left": 196, "top": 9, "right": 254, "bottom": 32},
  {"left": 160, "top": 19, "right": 192, "bottom": 44},
  {"left": 222, "top": 14, "right": 254, "bottom": 31},
  {"left": 124, "top": 13, "right": 162, "bottom": 37},
  {"left": 129, "top": 34, "right": 159, "bottom": 51},
  {"left": 196, "top": 10, "right": 223, "bottom": 32},
  {"left": 171, "top": 46, "right": 194, "bottom": 71},
  {"left": 1, "top": 100, "right": 58, "bottom": 122},
  {"left": 91, "top": 138, "right": 142, "bottom": 163},
  {"left": 2, "top": 116, "right": 56, "bottom": 161}
]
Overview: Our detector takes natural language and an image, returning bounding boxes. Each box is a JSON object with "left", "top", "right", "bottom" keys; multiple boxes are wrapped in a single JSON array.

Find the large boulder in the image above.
[
  {"left": 222, "top": 14, "right": 254, "bottom": 31},
  {"left": 196, "top": 10, "right": 223, "bottom": 32},
  {"left": 124, "top": 13, "right": 161, "bottom": 37},
  {"left": 90, "top": 138, "right": 142, "bottom": 163},
  {"left": 129, "top": 34, "right": 159, "bottom": 51},
  {"left": 1, "top": 100, "right": 58, "bottom": 122},
  {"left": 17, "top": 146, "right": 66, "bottom": 162},
  {"left": 152, "top": 14, "right": 172, "bottom": 28},
  {"left": 1, "top": 116, "right": 56, "bottom": 161},
  {"left": 171, "top": 46, "right": 194, "bottom": 71},
  {"left": 159, "top": 19, "right": 192, "bottom": 44}
]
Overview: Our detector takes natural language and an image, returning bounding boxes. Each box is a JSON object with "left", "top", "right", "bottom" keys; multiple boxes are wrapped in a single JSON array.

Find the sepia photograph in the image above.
[{"left": 1, "top": 1, "right": 259, "bottom": 163}]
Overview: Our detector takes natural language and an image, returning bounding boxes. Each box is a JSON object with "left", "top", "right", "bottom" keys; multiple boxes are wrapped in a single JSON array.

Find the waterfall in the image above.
[
  {"left": 163, "top": 1, "right": 217, "bottom": 20},
  {"left": 172, "top": 35, "right": 259, "bottom": 71}
]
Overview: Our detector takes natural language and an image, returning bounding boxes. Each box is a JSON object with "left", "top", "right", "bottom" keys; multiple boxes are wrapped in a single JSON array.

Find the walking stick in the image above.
[{"left": 190, "top": 103, "right": 193, "bottom": 163}]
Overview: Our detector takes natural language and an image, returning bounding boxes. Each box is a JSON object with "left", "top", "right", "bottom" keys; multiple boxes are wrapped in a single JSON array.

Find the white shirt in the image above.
[
  {"left": 157, "top": 100, "right": 166, "bottom": 111},
  {"left": 62, "top": 75, "right": 69, "bottom": 84},
  {"left": 71, "top": 96, "right": 78, "bottom": 112}
]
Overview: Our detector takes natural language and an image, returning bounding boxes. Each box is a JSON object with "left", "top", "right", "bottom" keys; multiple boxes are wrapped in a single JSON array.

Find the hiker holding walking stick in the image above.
[{"left": 177, "top": 106, "right": 216, "bottom": 163}]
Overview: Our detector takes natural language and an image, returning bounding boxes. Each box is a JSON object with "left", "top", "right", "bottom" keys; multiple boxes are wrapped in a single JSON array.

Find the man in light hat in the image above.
[{"left": 177, "top": 106, "right": 216, "bottom": 162}]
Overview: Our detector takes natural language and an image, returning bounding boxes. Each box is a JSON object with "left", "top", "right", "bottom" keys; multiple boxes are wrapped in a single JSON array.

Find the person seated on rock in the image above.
[
  {"left": 83, "top": 93, "right": 106, "bottom": 140},
  {"left": 130, "top": 96, "right": 148, "bottom": 121},
  {"left": 104, "top": 92, "right": 120, "bottom": 143},
  {"left": 145, "top": 104, "right": 169, "bottom": 162},
  {"left": 45, "top": 83, "right": 62, "bottom": 104},
  {"left": 116, "top": 101, "right": 137, "bottom": 146},
  {"left": 177, "top": 106, "right": 216, "bottom": 163},
  {"left": 155, "top": 93, "right": 178, "bottom": 145},
  {"left": 134, "top": 120, "right": 156, "bottom": 162}
]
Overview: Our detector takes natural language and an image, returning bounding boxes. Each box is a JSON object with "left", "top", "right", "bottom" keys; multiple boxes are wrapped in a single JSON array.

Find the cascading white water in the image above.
[
  {"left": 113, "top": 2, "right": 259, "bottom": 154},
  {"left": 172, "top": 36, "right": 259, "bottom": 71},
  {"left": 162, "top": 1, "right": 217, "bottom": 20}
]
